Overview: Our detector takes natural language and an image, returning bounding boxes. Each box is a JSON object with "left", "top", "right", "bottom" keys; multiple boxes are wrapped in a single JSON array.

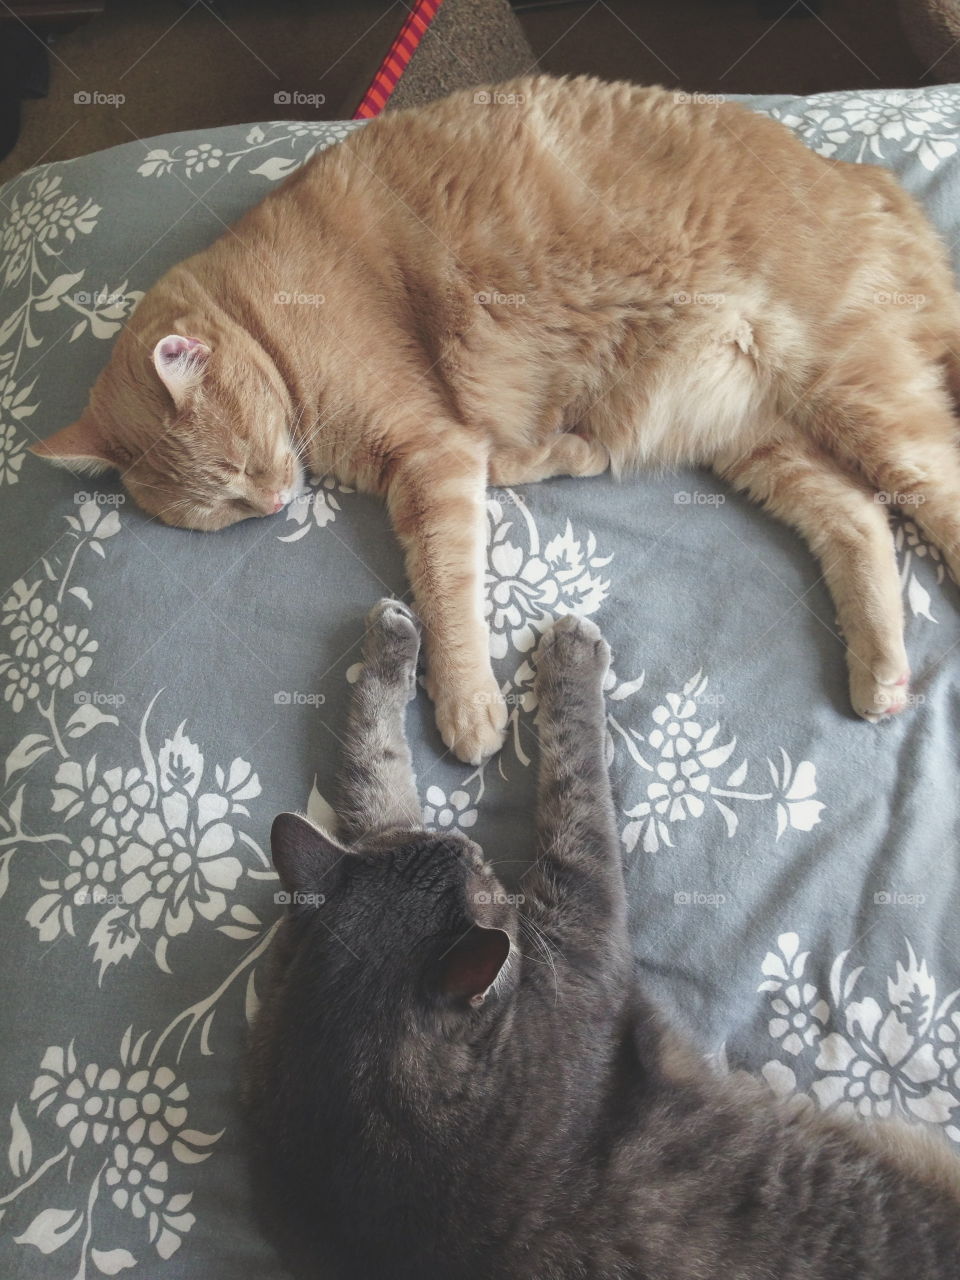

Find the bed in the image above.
[{"left": 1, "top": 87, "right": 958, "bottom": 1276}]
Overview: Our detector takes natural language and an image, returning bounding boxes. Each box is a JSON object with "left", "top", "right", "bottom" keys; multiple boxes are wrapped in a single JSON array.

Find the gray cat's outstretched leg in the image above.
[
  {"left": 526, "top": 615, "right": 628, "bottom": 954},
  {"left": 336, "top": 599, "right": 422, "bottom": 842}
]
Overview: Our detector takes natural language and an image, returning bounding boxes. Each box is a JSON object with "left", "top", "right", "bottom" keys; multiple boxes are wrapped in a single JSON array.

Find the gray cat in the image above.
[{"left": 249, "top": 600, "right": 960, "bottom": 1280}]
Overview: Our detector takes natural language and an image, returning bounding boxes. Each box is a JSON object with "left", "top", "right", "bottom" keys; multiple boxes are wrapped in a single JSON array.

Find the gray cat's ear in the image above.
[
  {"left": 436, "top": 926, "right": 511, "bottom": 1007},
  {"left": 152, "top": 335, "right": 211, "bottom": 406},
  {"left": 270, "top": 812, "right": 346, "bottom": 900}
]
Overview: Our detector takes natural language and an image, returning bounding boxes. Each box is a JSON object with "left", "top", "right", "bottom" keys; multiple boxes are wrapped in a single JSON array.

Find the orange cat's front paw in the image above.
[
  {"left": 849, "top": 659, "right": 912, "bottom": 722},
  {"left": 430, "top": 676, "right": 508, "bottom": 764}
]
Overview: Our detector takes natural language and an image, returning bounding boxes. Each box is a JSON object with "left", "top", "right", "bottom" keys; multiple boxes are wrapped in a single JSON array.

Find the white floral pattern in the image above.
[
  {"left": 759, "top": 934, "right": 960, "bottom": 1143},
  {"left": 0, "top": 172, "right": 141, "bottom": 493},
  {"left": 136, "top": 120, "right": 359, "bottom": 184},
  {"left": 278, "top": 476, "right": 354, "bottom": 543},
  {"left": 896, "top": 517, "right": 951, "bottom": 623},
  {"left": 767, "top": 87, "right": 960, "bottom": 170},
  {"left": 0, "top": 505, "right": 272, "bottom": 984},
  {"left": 485, "top": 496, "right": 611, "bottom": 661},
  {"left": 423, "top": 784, "right": 479, "bottom": 830},
  {"left": 2, "top": 1031, "right": 221, "bottom": 1270},
  {"left": 0, "top": 117, "right": 369, "bottom": 1273},
  {"left": 612, "top": 675, "right": 824, "bottom": 854}
]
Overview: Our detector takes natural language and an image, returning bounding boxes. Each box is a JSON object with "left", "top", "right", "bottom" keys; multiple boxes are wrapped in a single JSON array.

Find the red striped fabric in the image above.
[{"left": 353, "top": 0, "right": 443, "bottom": 119}]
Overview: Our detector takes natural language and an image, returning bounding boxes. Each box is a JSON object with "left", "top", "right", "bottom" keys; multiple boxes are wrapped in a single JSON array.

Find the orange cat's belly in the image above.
[{"left": 579, "top": 305, "right": 785, "bottom": 474}]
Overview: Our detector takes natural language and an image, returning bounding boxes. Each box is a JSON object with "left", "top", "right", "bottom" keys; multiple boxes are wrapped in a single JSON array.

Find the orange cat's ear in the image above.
[
  {"left": 152, "top": 334, "right": 211, "bottom": 406},
  {"left": 28, "top": 414, "right": 118, "bottom": 474}
]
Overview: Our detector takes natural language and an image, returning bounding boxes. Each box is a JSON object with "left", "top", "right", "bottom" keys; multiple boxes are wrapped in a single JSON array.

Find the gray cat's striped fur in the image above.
[{"left": 249, "top": 601, "right": 960, "bottom": 1279}]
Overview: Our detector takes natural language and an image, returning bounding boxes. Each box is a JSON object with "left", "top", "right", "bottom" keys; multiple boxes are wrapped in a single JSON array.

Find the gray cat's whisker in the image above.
[{"left": 517, "top": 915, "right": 560, "bottom": 1004}]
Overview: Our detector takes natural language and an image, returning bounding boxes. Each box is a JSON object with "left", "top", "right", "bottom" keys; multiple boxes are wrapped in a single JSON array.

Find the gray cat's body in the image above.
[{"left": 249, "top": 602, "right": 960, "bottom": 1280}]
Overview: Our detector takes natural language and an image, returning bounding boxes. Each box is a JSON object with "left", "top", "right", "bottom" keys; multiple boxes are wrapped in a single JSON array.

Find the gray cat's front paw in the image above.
[
  {"left": 535, "top": 614, "right": 610, "bottom": 684},
  {"left": 363, "top": 599, "right": 422, "bottom": 676}
]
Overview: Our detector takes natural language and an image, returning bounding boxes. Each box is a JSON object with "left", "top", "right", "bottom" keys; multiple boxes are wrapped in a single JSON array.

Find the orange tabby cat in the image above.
[{"left": 32, "top": 75, "right": 960, "bottom": 763}]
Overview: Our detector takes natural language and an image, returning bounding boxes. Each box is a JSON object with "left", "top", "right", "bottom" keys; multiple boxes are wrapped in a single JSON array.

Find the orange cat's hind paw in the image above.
[{"left": 850, "top": 663, "right": 912, "bottom": 722}]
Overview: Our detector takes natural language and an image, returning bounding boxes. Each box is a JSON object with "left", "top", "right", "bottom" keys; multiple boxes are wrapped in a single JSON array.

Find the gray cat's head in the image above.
[{"left": 268, "top": 813, "right": 519, "bottom": 1062}]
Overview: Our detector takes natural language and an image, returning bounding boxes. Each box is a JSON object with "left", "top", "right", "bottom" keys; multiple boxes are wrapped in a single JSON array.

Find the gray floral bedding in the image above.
[{"left": 1, "top": 88, "right": 959, "bottom": 1277}]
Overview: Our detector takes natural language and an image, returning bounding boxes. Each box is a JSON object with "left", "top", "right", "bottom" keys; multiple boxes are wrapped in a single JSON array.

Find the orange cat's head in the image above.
[{"left": 31, "top": 332, "right": 303, "bottom": 531}]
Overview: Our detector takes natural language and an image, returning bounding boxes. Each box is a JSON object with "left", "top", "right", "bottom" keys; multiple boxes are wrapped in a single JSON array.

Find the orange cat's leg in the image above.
[
  {"left": 804, "top": 367, "right": 960, "bottom": 588},
  {"left": 489, "top": 434, "right": 609, "bottom": 486},
  {"left": 386, "top": 433, "right": 507, "bottom": 764},
  {"left": 847, "top": 411, "right": 960, "bottom": 588},
  {"left": 716, "top": 439, "right": 910, "bottom": 721}
]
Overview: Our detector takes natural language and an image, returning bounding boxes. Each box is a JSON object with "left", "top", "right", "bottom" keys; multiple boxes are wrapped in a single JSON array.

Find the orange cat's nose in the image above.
[{"left": 245, "top": 488, "right": 285, "bottom": 516}]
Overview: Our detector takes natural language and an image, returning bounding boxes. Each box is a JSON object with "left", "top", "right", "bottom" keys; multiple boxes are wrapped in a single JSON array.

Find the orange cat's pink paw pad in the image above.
[{"left": 850, "top": 665, "right": 913, "bottom": 722}]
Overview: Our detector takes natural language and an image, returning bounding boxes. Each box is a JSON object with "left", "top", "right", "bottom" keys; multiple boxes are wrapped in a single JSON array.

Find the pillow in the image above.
[{"left": 1, "top": 89, "right": 959, "bottom": 1278}]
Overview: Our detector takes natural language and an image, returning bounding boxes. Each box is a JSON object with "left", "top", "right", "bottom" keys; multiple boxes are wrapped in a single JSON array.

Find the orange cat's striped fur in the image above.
[{"left": 33, "top": 75, "right": 960, "bottom": 762}]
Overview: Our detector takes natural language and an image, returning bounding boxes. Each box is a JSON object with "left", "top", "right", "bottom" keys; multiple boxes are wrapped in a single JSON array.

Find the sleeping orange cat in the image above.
[{"left": 32, "top": 75, "right": 960, "bottom": 763}]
